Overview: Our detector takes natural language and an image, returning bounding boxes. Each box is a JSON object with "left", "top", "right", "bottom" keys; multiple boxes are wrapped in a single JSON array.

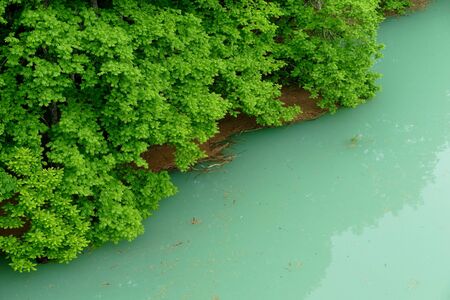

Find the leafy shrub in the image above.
[
  {"left": 273, "top": 0, "right": 383, "bottom": 111},
  {"left": 379, "top": 0, "right": 412, "bottom": 14},
  {"left": 0, "top": 0, "right": 412, "bottom": 271}
]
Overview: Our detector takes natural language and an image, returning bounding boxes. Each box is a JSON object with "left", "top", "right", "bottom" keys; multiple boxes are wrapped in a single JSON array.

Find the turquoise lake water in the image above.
[{"left": 1, "top": 1, "right": 450, "bottom": 299}]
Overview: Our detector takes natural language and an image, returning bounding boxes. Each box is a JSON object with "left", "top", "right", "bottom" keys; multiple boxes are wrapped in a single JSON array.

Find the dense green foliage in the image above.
[
  {"left": 379, "top": 0, "right": 412, "bottom": 13},
  {"left": 0, "top": 0, "right": 411, "bottom": 271},
  {"left": 275, "top": 0, "right": 382, "bottom": 110}
]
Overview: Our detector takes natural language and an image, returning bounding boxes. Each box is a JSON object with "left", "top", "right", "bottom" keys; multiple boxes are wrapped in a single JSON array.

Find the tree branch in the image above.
[{"left": 50, "top": 102, "right": 59, "bottom": 125}]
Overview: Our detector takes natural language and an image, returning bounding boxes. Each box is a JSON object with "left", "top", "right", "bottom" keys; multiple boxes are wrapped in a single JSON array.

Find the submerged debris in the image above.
[{"left": 349, "top": 134, "right": 363, "bottom": 147}]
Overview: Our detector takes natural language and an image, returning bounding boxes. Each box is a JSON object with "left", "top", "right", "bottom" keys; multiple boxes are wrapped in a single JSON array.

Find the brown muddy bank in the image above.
[{"left": 142, "top": 87, "right": 327, "bottom": 172}]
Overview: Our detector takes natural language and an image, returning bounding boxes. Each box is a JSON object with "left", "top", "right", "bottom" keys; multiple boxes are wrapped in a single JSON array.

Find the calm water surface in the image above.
[{"left": 2, "top": 1, "right": 450, "bottom": 299}]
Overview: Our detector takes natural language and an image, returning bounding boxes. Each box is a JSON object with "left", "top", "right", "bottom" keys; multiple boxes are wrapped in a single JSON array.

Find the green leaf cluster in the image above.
[
  {"left": 379, "top": 0, "right": 412, "bottom": 14},
  {"left": 0, "top": 0, "right": 407, "bottom": 271},
  {"left": 273, "top": 0, "right": 383, "bottom": 110}
]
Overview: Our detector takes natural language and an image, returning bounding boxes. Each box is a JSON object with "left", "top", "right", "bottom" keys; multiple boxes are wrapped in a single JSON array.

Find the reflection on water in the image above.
[
  {"left": 1, "top": 1, "right": 450, "bottom": 299},
  {"left": 308, "top": 145, "right": 450, "bottom": 300}
]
